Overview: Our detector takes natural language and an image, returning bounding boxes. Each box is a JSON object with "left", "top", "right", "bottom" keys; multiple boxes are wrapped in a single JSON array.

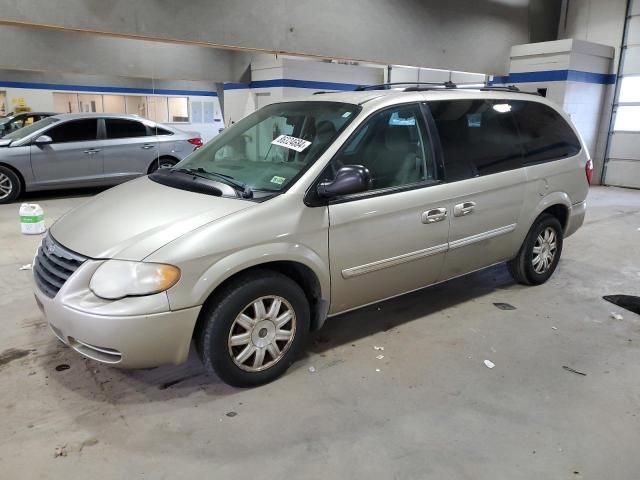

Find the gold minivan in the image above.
[{"left": 33, "top": 87, "right": 591, "bottom": 387}]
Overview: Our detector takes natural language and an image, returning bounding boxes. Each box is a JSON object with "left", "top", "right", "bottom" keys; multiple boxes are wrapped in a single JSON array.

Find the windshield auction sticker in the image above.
[{"left": 271, "top": 135, "right": 311, "bottom": 152}]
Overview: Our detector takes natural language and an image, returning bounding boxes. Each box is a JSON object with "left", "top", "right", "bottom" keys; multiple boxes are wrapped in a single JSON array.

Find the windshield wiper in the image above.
[{"left": 171, "top": 167, "right": 253, "bottom": 198}]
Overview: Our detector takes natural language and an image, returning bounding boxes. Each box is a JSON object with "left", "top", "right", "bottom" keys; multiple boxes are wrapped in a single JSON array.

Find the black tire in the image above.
[
  {"left": 196, "top": 270, "right": 310, "bottom": 387},
  {"left": 0, "top": 165, "right": 22, "bottom": 204},
  {"left": 148, "top": 156, "right": 178, "bottom": 173},
  {"left": 507, "top": 213, "right": 563, "bottom": 285}
]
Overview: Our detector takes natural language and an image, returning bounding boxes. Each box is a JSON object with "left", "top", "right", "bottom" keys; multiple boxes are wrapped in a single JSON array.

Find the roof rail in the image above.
[
  {"left": 476, "top": 85, "right": 542, "bottom": 96},
  {"left": 354, "top": 81, "right": 456, "bottom": 91},
  {"left": 353, "top": 82, "right": 541, "bottom": 96}
]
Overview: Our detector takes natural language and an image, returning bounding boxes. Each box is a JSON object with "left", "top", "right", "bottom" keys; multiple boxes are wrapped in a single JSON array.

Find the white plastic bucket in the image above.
[{"left": 20, "top": 203, "right": 46, "bottom": 235}]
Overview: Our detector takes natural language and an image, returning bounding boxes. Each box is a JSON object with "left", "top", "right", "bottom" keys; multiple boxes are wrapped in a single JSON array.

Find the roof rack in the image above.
[
  {"left": 354, "top": 82, "right": 541, "bottom": 96},
  {"left": 477, "top": 85, "right": 542, "bottom": 96},
  {"left": 354, "top": 81, "right": 457, "bottom": 91}
]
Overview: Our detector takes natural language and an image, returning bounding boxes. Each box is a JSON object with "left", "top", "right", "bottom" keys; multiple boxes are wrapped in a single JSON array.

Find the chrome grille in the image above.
[{"left": 33, "top": 235, "right": 87, "bottom": 298}]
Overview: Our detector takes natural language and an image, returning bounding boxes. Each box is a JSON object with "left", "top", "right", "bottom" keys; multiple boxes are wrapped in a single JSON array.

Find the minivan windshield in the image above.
[
  {"left": 172, "top": 101, "right": 360, "bottom": 194},
  {"left": 3, "top": 116, "right": 59, "bottom": 140}
]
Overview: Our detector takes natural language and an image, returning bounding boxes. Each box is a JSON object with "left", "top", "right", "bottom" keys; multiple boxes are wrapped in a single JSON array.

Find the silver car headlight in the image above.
[{"left": 90, "top": 260, "right": 181, "bottom": 300}]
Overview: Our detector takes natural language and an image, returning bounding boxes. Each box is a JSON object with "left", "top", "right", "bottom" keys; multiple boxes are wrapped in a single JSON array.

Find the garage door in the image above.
[{"left": 605, "top": 0, "right": 640, "bottom": 188}]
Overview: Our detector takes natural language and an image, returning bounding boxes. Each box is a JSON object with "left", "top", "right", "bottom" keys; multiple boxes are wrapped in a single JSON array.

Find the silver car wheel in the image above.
[
  {"left": 532, "top": 226, "right": 557, "bottom": 274},
  {"left": 0, "top": 173, "right": 13, "bottom": 200},
  {"left": 228, "top": 295, "right": 296, "bottom": 372}
]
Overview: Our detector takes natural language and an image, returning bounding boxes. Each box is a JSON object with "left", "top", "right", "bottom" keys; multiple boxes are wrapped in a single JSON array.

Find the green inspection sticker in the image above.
[{"left": 270, "top": 176, "right": 286, "bottom": 185}]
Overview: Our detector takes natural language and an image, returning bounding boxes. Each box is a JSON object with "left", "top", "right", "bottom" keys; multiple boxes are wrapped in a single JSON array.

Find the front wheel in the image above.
[
  {"left": 0, "top": 166, "right": 22, "bottom": 204},
  {"left": 196, "top": 270, "right": 310, "bottom": 387},
  {"left": 507, "top": 213, "right": 563, "bottom": 285}
]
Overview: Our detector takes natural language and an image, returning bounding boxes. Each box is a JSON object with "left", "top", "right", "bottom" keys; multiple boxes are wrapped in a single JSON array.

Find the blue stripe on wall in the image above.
[
  {"left": 490, "top": 69, "right": 616, "bottom": 85},
  {"left": 224, "top": 78, "right": 362, "bottom": 91},
  {"left": 0, "top": 80, "right": 217, "bottom": 97}
]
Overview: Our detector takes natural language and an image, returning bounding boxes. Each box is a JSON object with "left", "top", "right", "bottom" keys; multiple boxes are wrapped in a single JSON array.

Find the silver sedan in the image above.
[{"left": 0, "top": 113, "right": 203, "bottom": 203}]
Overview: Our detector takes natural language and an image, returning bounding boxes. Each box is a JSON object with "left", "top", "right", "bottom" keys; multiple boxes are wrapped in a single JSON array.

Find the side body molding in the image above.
[{"left": 341, "top": 224, "right": 517, "bottom": 279}]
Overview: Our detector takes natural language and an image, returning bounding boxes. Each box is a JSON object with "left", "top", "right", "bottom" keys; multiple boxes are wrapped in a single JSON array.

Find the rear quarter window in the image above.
[
  {"left": 510, "top": 101, "right": 581, "bottom": 164},
  {"left": 151, "top": 126, "right": 174, "bottom": 135}
]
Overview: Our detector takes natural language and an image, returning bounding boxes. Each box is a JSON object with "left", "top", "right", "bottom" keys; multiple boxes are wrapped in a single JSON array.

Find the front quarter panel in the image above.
[
  {"left": 145, "top": 193, "right": 330, "bottom": 311},
  {"left": 0, "top": 145, "right": 33, "bottom": 186}
]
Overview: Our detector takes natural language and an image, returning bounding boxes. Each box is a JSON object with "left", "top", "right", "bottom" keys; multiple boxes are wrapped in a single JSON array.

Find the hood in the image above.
[
  {"left": 50, "top": 176, "right": 253, "bottom": 260},
  {"left": 0, "top": 139, "right": 12, "bottom": 147}
]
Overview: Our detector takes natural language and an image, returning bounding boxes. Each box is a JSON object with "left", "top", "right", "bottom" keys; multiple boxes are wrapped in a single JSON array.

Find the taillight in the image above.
[
  {"left": 585, "top": 159, "right": 593, "bottom": 185},
  {"left": 188, "top": 137, "right": 203, "bottom": 148}
]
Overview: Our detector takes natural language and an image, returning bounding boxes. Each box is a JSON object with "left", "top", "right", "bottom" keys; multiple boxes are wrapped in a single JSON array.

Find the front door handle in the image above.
[
  {"left": 141, "top": 144, "right": 156, "bottom": 149},
  {"left": 83, "top": 149, "right": 101, "bottom": 155},
  {"left": 422, "top": 208, "right": 447, "bottom": 224},
  {"left": 454, "top": 201, "right": 476, "bottom": 217}
]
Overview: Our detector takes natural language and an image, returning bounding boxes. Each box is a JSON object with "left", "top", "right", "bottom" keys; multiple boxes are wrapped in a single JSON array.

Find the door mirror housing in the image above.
[
  {"left": 34, "top": 135, "right": 53, "bottom": 145},
  {"left": 317, "top": 165, "right": 371, "bottom": 199}
]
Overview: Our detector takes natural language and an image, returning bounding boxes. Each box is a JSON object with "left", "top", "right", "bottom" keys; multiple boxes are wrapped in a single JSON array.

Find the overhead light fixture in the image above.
[{"left": 493, "top": 103, "right": 512, "bottom": 113}]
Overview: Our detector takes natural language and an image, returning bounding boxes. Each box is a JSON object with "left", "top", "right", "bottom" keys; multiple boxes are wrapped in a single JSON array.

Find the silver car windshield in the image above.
[
  {"left": 173, "top": 101, "right": 361, "bottom": 192},
  {"left": 3, "top": 117, "right": 59, "bottom": 140}
]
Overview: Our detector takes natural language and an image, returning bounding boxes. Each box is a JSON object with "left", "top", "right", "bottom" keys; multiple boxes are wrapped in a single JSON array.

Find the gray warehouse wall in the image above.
[
  {"left": 0, "top": 25, "right": 236, "bottom": 83},
  {"left": 557, "top": 0, "right": 628, "bottom": 184},
  {"left": 0, "top": 0, "right": 549, "bottom": 74}
]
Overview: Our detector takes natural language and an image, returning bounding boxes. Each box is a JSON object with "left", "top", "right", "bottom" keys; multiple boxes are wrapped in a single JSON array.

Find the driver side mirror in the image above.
[
  {"left": 317, "top": 165, "right": 371, "bottom": 199},
  {"left": 34, "top": 135, "right": 52, "bottom": 145}
]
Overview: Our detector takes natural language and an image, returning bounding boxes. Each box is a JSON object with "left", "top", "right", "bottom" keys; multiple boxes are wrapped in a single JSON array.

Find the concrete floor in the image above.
[{"left": 1, "top": 186, "right": 639, "bottom": 479}]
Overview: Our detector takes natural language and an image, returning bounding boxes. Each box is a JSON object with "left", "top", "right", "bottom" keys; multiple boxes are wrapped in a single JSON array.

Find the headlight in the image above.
[{"left": 90, "top": 260, "right": 181, "bottom": 300}]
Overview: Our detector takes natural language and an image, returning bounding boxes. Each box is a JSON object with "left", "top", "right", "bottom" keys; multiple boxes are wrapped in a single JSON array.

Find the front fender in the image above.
[{"left": 166, "top": 242, "right": 331, "bottom": 311}]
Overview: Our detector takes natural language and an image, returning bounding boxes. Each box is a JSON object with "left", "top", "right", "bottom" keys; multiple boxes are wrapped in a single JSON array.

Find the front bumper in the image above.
[{"left": 33, "top": 258, "right": 201, "bottom": 368}]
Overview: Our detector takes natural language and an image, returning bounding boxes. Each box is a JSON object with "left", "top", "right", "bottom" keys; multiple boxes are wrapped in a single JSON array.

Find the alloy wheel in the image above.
[
  {"left": 532, "top": 226, "right": 557, "bottom": 274},
  {"left": 0, "top": 173, "right": 13, "bottom": 200},
  {"left": 227, "top": 295, "right": 296, "bottom": 372}
]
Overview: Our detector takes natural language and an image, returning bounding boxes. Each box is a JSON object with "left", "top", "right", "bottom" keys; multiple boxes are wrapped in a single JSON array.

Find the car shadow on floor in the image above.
[
  {"left": 43, "top": 263, "right": 518, "bottom": 403},
  {"left": 307, "top": 263, "right": 516, "bottom": 355}
]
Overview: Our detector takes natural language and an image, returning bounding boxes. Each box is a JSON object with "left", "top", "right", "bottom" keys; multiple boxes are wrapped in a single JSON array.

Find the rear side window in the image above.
[
  {"left": 105, "top": 119, "right": 149, "bottom": 139},
  {"left": 510, "top": 101, "right": 581, "bottom": 164},
  {"left": 47, "top": 119, "right": 98, "bottom": 143},
  {"left": 152, "top": 126, "right": 173, "bottom": 135},
  {"left": 429, "top": 100, "right": 523, "bottom": 180}
]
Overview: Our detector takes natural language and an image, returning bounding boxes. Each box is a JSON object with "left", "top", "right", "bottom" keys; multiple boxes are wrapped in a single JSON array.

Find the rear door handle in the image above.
[
  {"left": 422, "top": 208, "right": 447, "bottom": 224},
  {"left": 83, "top": 149, "right": 101, "bottom": 155},
  {"left": 141, "top": 144, "right": 156, "bottom": 149},
  {"left": 453, "top": 201, "right": 476, "bottom": 217}
]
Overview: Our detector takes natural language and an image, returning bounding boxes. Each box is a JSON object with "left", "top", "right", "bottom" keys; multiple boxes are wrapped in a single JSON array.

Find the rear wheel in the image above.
[
  {"left": 148, "top": 156, "right": 178, "bottom": 173},
  {"left": 196, "top": 270, "right": 310, "bottom": 387},
  {"left": 507, "top": 213, "right": 563, "bottom": 285},
  {"left": 0, "top": 166, "right": 22, "bottom": 204}
]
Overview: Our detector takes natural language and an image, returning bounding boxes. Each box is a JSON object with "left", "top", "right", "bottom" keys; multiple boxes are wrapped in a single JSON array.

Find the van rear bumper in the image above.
[{"left": 565, "top": 200, "right": 586, "bottom": 238}]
